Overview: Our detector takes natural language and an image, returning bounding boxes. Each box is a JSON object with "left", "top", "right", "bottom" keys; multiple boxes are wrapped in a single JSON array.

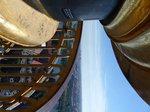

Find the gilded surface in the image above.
[
  {"left": 0, "top": 21, "right": 83, "bottom": 111},
  {"left": 22, "top": 0, "right": 51, "bottom": 17},
  {"left": 115, "top": 28, "right": 150, "bottom": 68},
  {"left": 106, "top": 0, "right": 150, "bottom": 105},
  {"left": 104, "top": 0, "right": 150, "bottom": 42},
  {"left": 0, "top": 0, "right": 150, "bottom": 109},
  {"left": 0, "top": 0, "right": 58, "bottom": 46},
  {"left": 112, "top": 42, "right": 150, "bottom": 105}
]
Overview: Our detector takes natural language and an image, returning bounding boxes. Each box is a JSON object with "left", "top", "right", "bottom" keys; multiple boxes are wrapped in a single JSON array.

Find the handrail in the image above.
[{"left": 0, "top": 21, "right": 82, "bottom": 112}]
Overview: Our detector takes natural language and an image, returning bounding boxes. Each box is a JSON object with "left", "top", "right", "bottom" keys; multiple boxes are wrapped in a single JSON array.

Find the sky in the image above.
[{"left": 81, "top": 20, "right": 150, "bottom": 112}]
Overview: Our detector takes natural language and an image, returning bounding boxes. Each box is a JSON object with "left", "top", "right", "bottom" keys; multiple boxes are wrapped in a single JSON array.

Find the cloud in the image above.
[{"left": 81, "top": 20, "right": 107, "bottom": 112}]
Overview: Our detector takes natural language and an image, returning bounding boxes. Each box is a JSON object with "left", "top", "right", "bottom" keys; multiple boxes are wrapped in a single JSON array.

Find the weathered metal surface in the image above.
[{"left": 0, "top": 0, "right": 58, "bottom": 46}]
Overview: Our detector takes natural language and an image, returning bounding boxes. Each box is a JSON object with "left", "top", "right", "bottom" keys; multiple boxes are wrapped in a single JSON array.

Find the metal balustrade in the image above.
[{"left": 0, "top": 21, "right": 82, "bottom": 111}]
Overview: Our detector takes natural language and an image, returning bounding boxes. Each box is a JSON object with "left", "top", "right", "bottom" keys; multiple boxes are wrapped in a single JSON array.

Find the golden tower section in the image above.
[{"left": 103, "top": 0, "right": 150, "bottom": 105}]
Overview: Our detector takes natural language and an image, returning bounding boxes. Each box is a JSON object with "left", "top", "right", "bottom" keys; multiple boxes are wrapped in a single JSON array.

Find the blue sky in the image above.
[{"left": 81, "top": 20, "right": 150, "bottom": 112}]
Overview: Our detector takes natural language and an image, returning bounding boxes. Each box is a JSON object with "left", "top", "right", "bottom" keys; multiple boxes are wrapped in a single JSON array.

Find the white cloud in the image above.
[{"left": 81, "top": 20, "right": 107, "bottom": 112}]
